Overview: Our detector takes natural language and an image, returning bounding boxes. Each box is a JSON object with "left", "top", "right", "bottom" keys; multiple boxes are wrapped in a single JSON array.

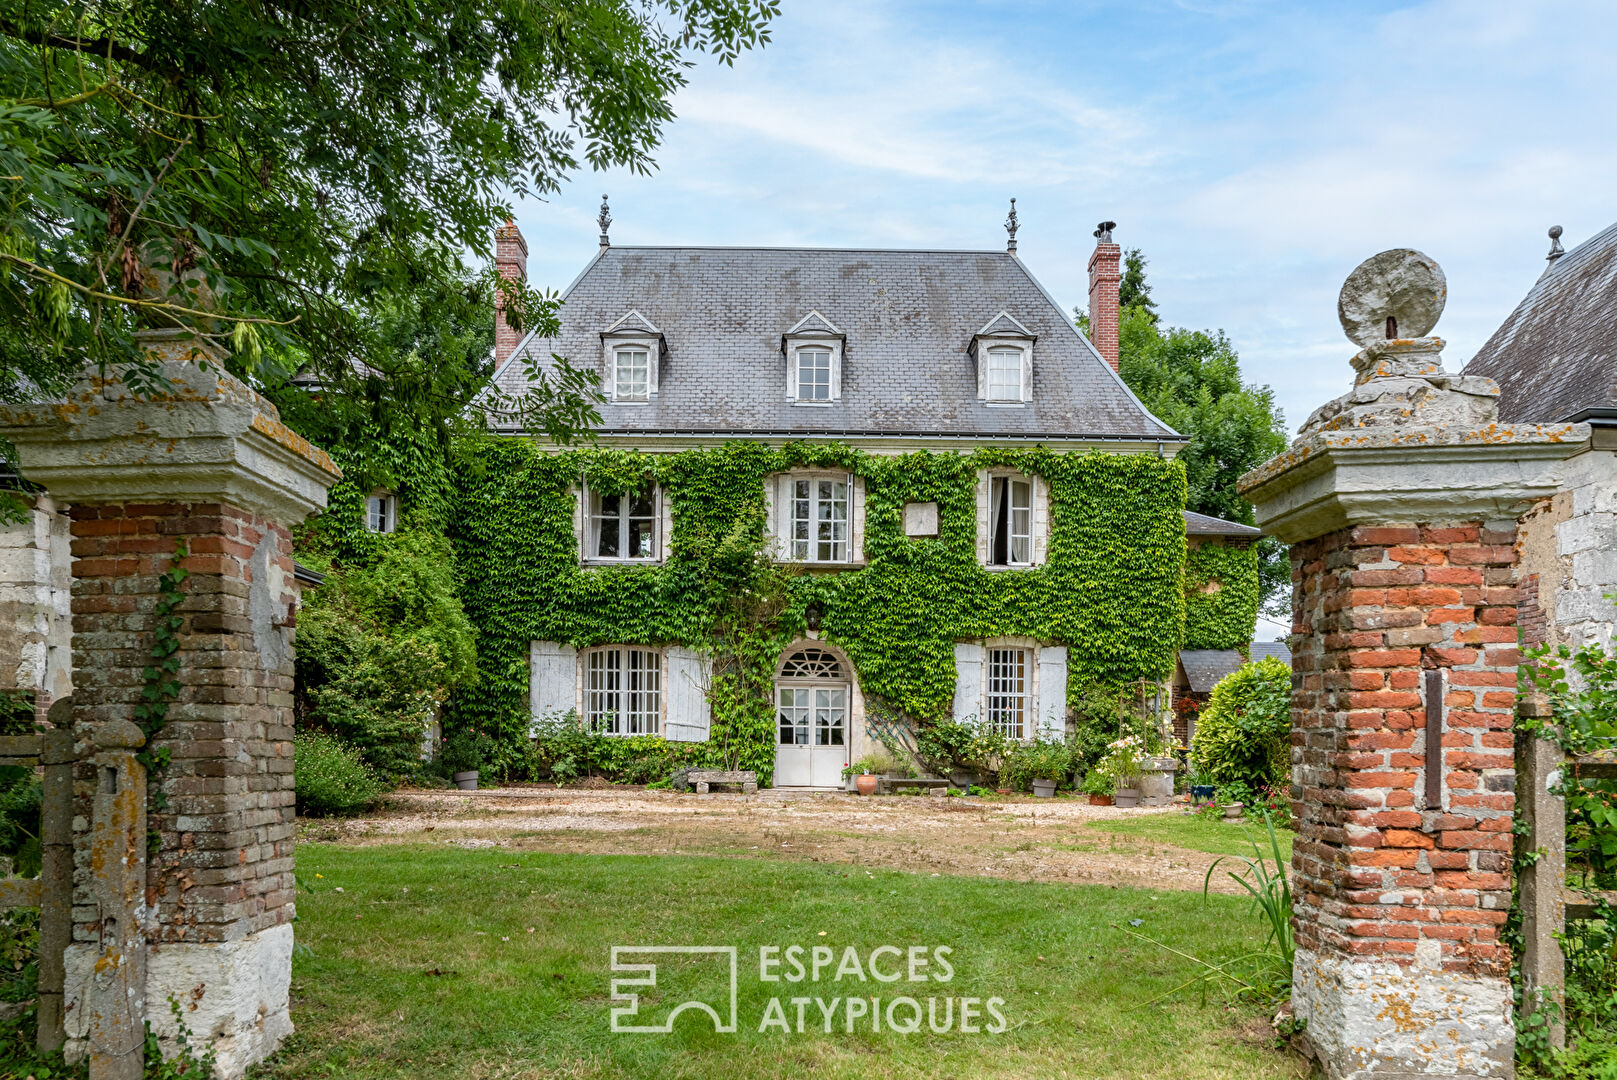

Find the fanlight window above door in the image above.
[{"left": 779, "top": 647, "right": 845, "bottom": 680}]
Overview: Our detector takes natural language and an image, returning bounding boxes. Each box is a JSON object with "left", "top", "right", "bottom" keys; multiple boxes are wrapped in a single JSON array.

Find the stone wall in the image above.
[
  {"left": 1513, "top": 444, "right": 1617, "bottom": 653},
  {"left": 0, "top": 493, "right": 71, "bottom": 710}
]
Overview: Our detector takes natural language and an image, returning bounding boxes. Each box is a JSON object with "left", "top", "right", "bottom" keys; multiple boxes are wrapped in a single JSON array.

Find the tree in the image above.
[
  {"left": 0, "top": 0, "right": 779, "bottom": 406},
  {"left": 1078, "top": 250, "right": 1290, "bottom": 613}
]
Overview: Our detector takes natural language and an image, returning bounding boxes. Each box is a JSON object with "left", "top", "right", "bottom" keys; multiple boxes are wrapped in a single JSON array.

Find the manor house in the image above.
[{"left": 467, "top": 204, "right": 1257, "bottom": 787}]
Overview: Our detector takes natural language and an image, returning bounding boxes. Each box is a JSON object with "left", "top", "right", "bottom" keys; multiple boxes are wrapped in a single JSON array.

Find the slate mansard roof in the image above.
[
  {"left": 494, "top": 246, "right": 1180, "bottom": 442},
  {"left": 1464, "top": 222, "right": 1617, "bottom": 423}
]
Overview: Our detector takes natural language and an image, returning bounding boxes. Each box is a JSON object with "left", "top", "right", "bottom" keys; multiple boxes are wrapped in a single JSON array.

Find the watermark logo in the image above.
[
  {"left": 609, "top": 944, "right": 1006, "bottom": 1036},
  {"left": 609, "top": 946, "right": 738, "bottom": 1033}
]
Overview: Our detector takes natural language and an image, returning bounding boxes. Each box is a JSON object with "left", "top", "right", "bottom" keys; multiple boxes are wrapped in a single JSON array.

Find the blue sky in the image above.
[{"left": 507, "top": 0, "right": 1617, "bottom": 437}]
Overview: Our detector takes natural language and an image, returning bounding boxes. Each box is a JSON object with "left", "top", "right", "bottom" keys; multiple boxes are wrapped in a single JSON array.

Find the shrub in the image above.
[
  {"left": 914, "top": 716, "right": 1012, "bottom": 781},
  {"left": 520, "top": 711, "right": 698, "bottom": 785},
  {"left": 294, "top": 730, "right": 384, "bottom": 815},
  {"left": 1189, "top": 655, "right": 1291, "bottom": 791},
  {"left": 296, "top": 530, "right": 477, "bottom": 780},
  {"left": 1002, "top": 739, "right": 1076, "bottom": 791},
  {"left": 1068, "top": 686, "right": 1134, "bottom": 772}
]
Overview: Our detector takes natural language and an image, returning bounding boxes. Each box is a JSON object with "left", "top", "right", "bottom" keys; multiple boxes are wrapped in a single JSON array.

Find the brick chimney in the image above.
[
  {"left": 1087, "top": 221, "right": 1121, "bottom": 372},
  {"left": 494, "top": 218, "right": 528, "bottom": 369}
]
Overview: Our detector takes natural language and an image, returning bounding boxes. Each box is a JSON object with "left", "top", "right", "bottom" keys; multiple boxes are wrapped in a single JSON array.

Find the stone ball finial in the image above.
[{"left": 1337, "top": 249, "right": 1446, "bottom": 347}]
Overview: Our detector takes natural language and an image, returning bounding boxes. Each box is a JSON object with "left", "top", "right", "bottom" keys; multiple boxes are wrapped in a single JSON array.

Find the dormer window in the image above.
[
  {"left": 600, "top": 310, "right": 663, "bottom": 403},
  {"left": 971, "top": 312, "right": 1035, "bottom": 405},
  {"left": 796, "top": 347, "right": 833, "bottom": 402},
  {"left": 614, "top": 347, "right": 650, "bottom": 402},
  {"left": 782, "top": 311, "right": 843, "bottom": 404},
  {"left": 986, "top": 347, "right": 1023, "bottom": 402}
]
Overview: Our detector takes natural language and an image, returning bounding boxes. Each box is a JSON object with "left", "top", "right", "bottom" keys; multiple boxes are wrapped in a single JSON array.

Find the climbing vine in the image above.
[
  {"left": 133, "top": 540, "right": 188, "bottom": 810},
  {"left": 1182, "top": 542, "right": 1261, "bottom": 651},
  {"left": 445, "top": 441, "right": 1193, "bottom": 782}
]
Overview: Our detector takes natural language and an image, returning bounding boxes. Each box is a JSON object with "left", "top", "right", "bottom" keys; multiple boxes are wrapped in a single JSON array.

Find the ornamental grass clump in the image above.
[{"left": 294, "top": 730, "right": 384, "bottom": 816}]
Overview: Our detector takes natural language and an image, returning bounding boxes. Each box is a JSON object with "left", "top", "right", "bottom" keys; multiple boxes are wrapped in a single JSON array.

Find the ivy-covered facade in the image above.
[{"left": 422, "top": 225, "right": 1263, "bottom": 786}]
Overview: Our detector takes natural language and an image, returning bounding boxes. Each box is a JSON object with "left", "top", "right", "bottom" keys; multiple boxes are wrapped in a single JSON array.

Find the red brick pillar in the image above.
[
  {"left": 1240, "top": 250, "right": 1588, "bottom": 1080},
  {"left": 0, "top": 331, "right": 339, "bottom": 1077},
  {"left": 1290, "top": 524, "right": 1519, "bottom": 975}
]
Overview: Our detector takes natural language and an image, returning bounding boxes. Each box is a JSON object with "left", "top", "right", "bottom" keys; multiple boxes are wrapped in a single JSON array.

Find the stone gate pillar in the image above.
[
  {"left": 1240, "top": 251, "right": 1586, "bottom": 1080},
  {"left": 0, "top": 331, "right": 339, "bottom": 1076}
]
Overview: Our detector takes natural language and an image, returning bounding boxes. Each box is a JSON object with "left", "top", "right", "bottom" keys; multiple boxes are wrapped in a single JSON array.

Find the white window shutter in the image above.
[
  {"left": 1036, "top": 646, "right": 1068, "bottom": 739},
  {"left": 831, "top": 345, "right": 843, "bottom": 400},
  {"left": 975, "top": 348, "right": 988, "bottom": 400},
  {"left": 847, "top": 472, "right": 860, "bottom": 563},
  {"left": 786, "top": 349, "right": 797, "bottom": 401},
  {"left": 1021, "top": 347, "right": 1033, "bottom": 402},
  {"left": 648, "top": 343, "right": 658, "bottom": 396},
  {"left": 530, "top": 641, "right": 578, "bottom": 731},
  {"left": 953, "top": 642, "right": 985, "bottom": 722},
  {"left": 665, "top": 646, "right": 711, "bottom": 742},
  {"left": 574, "top": 486, "right": 587, "bottom": 562}
]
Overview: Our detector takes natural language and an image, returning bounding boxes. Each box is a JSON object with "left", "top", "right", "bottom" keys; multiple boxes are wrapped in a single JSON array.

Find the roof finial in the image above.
[
  {"left": 1094, "top": 220, "right": 1116, "bottom": 244},
  {"left": 1004, "top": 198, "right": 1019, "bottom": 254},
  {"left": 598, "top": 195, "right": 612, "bottom": 249},
  {"left": 1547, "top": 224, "right": 1565, "bottom": 263}
]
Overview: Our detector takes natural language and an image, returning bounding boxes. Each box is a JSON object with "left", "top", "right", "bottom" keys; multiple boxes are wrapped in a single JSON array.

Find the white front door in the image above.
[{"left": 775, "top": 686, "right": 848, "bottom": 787}]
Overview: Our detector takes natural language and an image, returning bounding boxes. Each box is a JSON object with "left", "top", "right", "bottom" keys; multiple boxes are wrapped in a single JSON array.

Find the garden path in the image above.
[{"left": 300, "top": 787, "right": 1262, "bottom": 897}]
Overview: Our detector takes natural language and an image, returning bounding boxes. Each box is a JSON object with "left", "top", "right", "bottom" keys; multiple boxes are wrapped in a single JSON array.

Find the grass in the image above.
[
  {"left": 1081, "top": 814, "right": 1295, "bottom": 861},
  {"left": 258, "top": 845, "right": 1307, "bottom": 1080}
]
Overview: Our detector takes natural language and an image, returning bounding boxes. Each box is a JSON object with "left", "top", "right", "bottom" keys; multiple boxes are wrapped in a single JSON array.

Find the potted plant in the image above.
[
  {"left": 441, "top": 731, "right": 489, "bottom": 790},
  {"left": 843, "top": 757, "right": 880, "bottom": 796},
  {"left": 1097, "top": 733, "right": 1145, "bottom": 808},
  {"left": 1080, "top": 770, "right": 1113, "bottom": 806},
  {"left": 1018, "top": 739, "right": 1070, "bottom": 798}
]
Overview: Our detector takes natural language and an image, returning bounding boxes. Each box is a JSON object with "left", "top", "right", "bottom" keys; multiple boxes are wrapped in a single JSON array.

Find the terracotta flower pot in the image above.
[
  {"left": 855, "top": 774, "right": 879, "bottom": 796},
  {"left": 1088, "top": 794, "right": 1114, "bottom": 806}
]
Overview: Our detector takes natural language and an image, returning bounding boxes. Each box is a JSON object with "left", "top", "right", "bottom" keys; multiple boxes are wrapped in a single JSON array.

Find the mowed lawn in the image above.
[{"left": 261, "top": 845, "right": 1306, "bottom": 1080}]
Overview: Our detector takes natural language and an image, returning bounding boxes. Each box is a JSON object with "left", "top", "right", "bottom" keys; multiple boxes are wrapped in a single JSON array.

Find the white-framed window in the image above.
[
  {"left": 796, "top": 348, "right": 832, "bottom": 402},
  {"left": 988, "top": 476, "right": 1032, "bottom": 566},
  {"left": 584, "top": 646, "right": 662, "bottom": 735},
  {"left": 790, "top": 476, "right": 849, "bottom": 562},
  {"left": 613, "top": 347, "right": 650, "bottom": 402},
  {"left": 589, "top": 483, "right": 658, "bottom": 561},
  {"left": 976, "top": 470, "right": 1044, "bottom": 568},
  {"left": 365, "top": 492, "right": 396, "bottom": 534},
  {"left": 985, "top": 647, "right": 1029, "bottom": 739},
  {"left": 986, "top": 347, "right": 1023, "bottom": 402}
]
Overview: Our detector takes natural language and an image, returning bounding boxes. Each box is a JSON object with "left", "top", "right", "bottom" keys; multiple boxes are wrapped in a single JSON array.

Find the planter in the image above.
[
  {"left": 1088, "top": 794, "right": 1114, "bottom": 806},
  {"left": 1222, "top": 801, "right": 1246, "bottom": 820},
  {"left": 453, "top": 770, "right": 479, "bottom": 791},
  {"left": 1031, "top": 778, "right": 1057, "bottom": 798},
  {"left": 1138, "top": 756, "right": 1179, "bottom": 807},
  {"left": 855, "top": 774, "right": 879, "bottom": 796},
  {"left": 1190, "top": 785, "right": 1216, "bottom": 806},
  {"left": 1114, "top": 787, "right": 1141, "bottom": 809}
]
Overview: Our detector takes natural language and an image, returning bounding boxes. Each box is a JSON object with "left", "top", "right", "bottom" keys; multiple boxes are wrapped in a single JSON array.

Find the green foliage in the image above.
[
  {"left": 914, "top": 717, "right": 1013, "bottom": 781},
  {"left": 296, "top": 531, "right": 476, "bottom": 780},
  {"left": 1068, "top": 684, "right": 1135, "bottom": 773},
  {"left": 293, "top": 730, "right": 384, "bottom": 816},
  {"left": 1183, "top": 542, "right": 1261, "bottom": 650},
  {"left": 524, "top": 711, "right": 699, "bottom": 785},
  {"left": 1189, "top": 656, "right": 1292, "bottom": 791},
  {"left": 447, "top": 440, "right": 1189, "bottom": 782},
  {"left": 134, "top": 541, "right": 188, "bottom": 801},
  {"left": 0, "top": 0, "right": 778, "bottom": 404},
  {"left": 1516, "top": 639, "right": 1617, "bottom": 1077},
  {"left": 1002, "top": 738, "right": 1077, "bottom": 791}
]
